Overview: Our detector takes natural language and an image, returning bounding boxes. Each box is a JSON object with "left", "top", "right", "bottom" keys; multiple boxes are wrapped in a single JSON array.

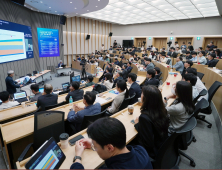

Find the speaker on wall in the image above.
[
  {"left": 60, "top": 16, "right": 67, "bottom": 25},
  {"left": 11, "top": 0, "right": 25, "bottom": 6},
  {"left": 86, "top": 35, "right": 90, "bottom": 40},
  {"left": 109, "top": 32, "right": 113, "bottom": 37}
]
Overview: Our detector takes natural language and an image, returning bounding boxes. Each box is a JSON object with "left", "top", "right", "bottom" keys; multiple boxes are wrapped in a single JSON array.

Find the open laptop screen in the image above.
[
  {"left": 39, "top": 88, "right": 44, "bottom": 93},
  {"left": 14, "top": 92, "right": 27, "bottom": 100},
  {"left": 72, "top": 75, "right": 81, "bottom": 82},
  {"left": 62, "top": 83, "right": 69, "bottom": 90}
]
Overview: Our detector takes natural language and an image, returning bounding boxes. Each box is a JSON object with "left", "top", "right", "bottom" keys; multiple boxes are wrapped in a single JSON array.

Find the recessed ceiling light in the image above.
[
  {"left": 49, "top": 7, "right": 51, "bottom": 8},
  {"left": 67, "top": 15, "right": 69, "bottom": 16},
  {"left": 98, "top": 0, "right": 100, "bottom": 1},
  {"left": 40, "top": 1, "right": 43, "bottom": 3},
  {"left": 96, "top": 6, "right": 98, "bottom": 7},
  {"left": 87, "top": 10, "right": 89, "bottom": 11},
  {"left": 55, "top": 11, "right": 57, "bottom": 12},
  {"left": 76, "top": 13, "right": 78, "bottom": 14},
  {"left": 75, "top": 8, "right": 77, "bottom": 9},
  {"left": 24, "top": 5, "right": 26, "bottom": 6},
  {"left": 70, "top": 2, "right": 72, "bottom": 3}
]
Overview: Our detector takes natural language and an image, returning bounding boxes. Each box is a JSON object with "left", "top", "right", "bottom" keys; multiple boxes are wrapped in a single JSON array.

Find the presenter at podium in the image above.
[{"left": 58, "top": 60, "right": 64, "bottom": 67}]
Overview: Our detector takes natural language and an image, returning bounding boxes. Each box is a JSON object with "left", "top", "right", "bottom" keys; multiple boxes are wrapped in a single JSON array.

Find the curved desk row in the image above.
[{"left": 16, "top": 63, "right": 181, "bottom": 169}]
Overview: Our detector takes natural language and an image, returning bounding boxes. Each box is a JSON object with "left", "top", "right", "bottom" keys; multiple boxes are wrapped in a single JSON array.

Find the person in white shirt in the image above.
[
  {"left": 160, "top": 54, "right": 168, "bottom": 63},
  {"left": 0, "top": 91, "right": 19, "bottom": 110},
  {"left": 101, "top": 44, "right": 105, "bottom": 52},
  {"left": 176, "top": 47, "right": 182, "bottom": 54},
  {"left": 107, "top": 80, "right": 129, "bottom": 114},
  {"left": 103, "top": 73, "right": 114, "bottom": 90},
  {"left": 183, "top": 73, "right": 199, "bottom": 99},
  {"left": 141, "top": 45, "right": 144, "bottom": 51},
  {"left": 151, "top": 45, "right": 156, "bottom": 51},
  {"left": 175, "top": 41, "right": 179, "bottom": 48},
  {"left": 106, "top": 52, "right": 110, "bottom": 58},
  {"left": 129, "top": 54, "right": 134, "bottom": 62},
  {"left": 197, "top": 51, "right": 207, "bottom": 65}
]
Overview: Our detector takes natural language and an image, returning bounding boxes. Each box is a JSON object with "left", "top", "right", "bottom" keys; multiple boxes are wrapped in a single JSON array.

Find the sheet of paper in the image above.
[{"left": 95, "top": 96, "right": 108, "bottom": 104}]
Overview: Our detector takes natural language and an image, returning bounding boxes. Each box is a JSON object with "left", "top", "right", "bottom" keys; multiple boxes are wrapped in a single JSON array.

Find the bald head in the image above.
[{"left": 44, "top": 84, "right": 53, "bottom": 94}]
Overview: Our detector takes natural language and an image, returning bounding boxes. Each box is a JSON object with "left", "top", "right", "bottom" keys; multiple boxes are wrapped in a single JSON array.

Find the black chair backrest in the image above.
[
  {"left": 166, "top": 59, "right": 171, "bottom": 65},
  {"left": 33, "top": 111, "right": 65, "bottom": 150},
  {"left": 119, "top": 60, "right": 123, "bottom": 67},
  {"left": 193, "top": 98, "right": 209, "bottom": 118},
  {"left": 192, "top": 89, "right": 207, "bottom": 104},
  {"left": 44, "top": 101, "right": 66, "bottom": 111},
  {"left": 27, "top": 73, "right": 32, "bottom": 76},
  {"left": 33, "top": 71, "right": 37, "bottom": 74},
  {"left": 59, "top": 90, "right": 69, "bottom": 95},
  {"left": 113, "top": 50, "right": 116, "bottom": 53},
  {"left": 214, "top": 59, "right": 219, "bottom": 66},
  {"left": 118, "top": 96, "right": 131, "bottom": 111},
  {"left": 141, "top": 59, "right": 145, "bottom": 65},
  {"left": 208, "top": 81, "right": 222, "bottom": 103},
  {"left": 197, "top": 72, "right": 204, "bottom": 80},
  {"left": 81, "top": 109, "right": 106, "bottom": 130}
]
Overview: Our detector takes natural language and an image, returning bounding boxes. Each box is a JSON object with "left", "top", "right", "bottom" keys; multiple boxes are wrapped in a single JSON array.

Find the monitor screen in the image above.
[
  {"left": 0, "top": 99, "right": 2, "bottom": 105},
  {"left": 72, "top": 75, "right": 81, "bottom": 82},
  {"left": 0, "top": 19, "right": 34, "bottom": 64},
  {"left": 37, "top": 28, "right": 60, "bottom": 57},
  {"left": 62, "top": 83, "right": 69, "bottom": 89},
  {"left": 14, "top": 92, "right": 26, "bottom": 100},
  {"left": 122, "top": 40, "right": 134, "bottom": 48},
  {"left": 39, "top": 88, "right": 44, "bottom": 93}
]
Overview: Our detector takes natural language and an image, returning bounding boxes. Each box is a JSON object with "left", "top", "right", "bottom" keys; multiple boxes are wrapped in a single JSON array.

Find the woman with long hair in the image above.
[
  {"left": 165, "top": 81, "right": 195, "bottom": 129},
  {"left": 134, "top": 85, "right": 169, "bottom": 159},
  {"left": 107, "top": 80, "right": 129, "bottom": 114},
  {"left": 103, "top": 73, "right": 113, "bottom": 90},
  {"left": 215, "top": 49, "right": 222, "bottom": 59}
]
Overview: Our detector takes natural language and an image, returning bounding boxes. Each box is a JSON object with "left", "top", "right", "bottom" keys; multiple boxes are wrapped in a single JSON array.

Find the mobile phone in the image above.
[
  {"left": 131, "top": 119, "right": 135, "bottom": 124},
  {"left": 106, "top": 97, "right": 112, "bottom": 100},
  {"left": 69, "top": 135, "right": 84, "bottom": 146}
]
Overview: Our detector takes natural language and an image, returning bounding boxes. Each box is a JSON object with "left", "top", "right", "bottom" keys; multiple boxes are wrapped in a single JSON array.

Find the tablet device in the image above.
[{"left": 25, "top": 137, "right": 66, "bottom": 169}]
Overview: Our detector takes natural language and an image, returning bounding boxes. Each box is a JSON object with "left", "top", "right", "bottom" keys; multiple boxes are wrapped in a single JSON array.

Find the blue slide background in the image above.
[
  {"left": 0, "top": 19, "right": 34, "bottom": 64},
  {"left": 37, "top": 28, "right": 60, "bottom": 57}
]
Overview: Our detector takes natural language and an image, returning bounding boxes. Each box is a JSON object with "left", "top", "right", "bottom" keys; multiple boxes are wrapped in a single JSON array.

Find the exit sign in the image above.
[
  {"left": 197, "top": 37, "right": 201, "bottom": 40},
  {"left": 170, "top": 37, "right": 173, "bottom": 40},
  {"left": 131, "top": 37, "right": 134, "bottom": 40},
  {"left": 149, "top": 37, "right": 152, "bottom": 40}
]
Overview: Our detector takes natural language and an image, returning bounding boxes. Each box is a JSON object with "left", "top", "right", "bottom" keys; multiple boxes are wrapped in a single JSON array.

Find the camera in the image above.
[{"left": 167, "top": 41, "right": 172, "bottom": 47}]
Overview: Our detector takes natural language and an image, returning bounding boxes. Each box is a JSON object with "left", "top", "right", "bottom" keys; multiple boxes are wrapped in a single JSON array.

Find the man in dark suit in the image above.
[
  {"left": 207, "top": 53, "right": 218, "bottom": 67},
  {"left": 5, "top": 70, "right": 23, "bottom": 96},
  {"left": 113, "top": 72, "right": 124, "bottom": 87},
  {"left": 186, "top": 51, "right": 192, "bottom": 60},
  {"left": 65, "top": 81, "right": 84, "bottom": 103},
  {"left": 58, "top": 60, "right": 64, "bottom": 67},
  {"left": 170, "top": 47, "right": 178, "bottom": 58},
  {"left": 128, "top": 73, "right": 142, "bottom": 104},
  {"left": 122, "top": 64, "right": 128, "bottom": 80},
  {"left": 114, "top": 58, "right": 120, "bottom": 66},
  {"left": 37, "top": 84, "right": 58, "bottom": 109},
  {"left": 154, "top": 67, "right": 161, "bottom": 80},
  {"left": 144, "top": 69, "right": 159, "bottom": 86},
  {"left": 182, "top": 60, "right": 193, "bottom": 78},
  {"left": 127, "top": 62, "right": 133, "bottom": 73}
]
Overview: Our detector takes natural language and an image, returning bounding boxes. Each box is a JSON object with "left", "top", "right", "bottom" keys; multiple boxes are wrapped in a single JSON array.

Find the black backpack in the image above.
[{"left": 92, "top": 84, "right": 107, "bottom": 94}]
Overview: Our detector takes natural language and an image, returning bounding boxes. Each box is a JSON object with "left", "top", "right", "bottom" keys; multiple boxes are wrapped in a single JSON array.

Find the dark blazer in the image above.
[
  {"left": 5, "top": 76, "right": 20, "bottom": 94},
  {"left": 129, "top": 82, "right": 142, "bottom": 104},
  {"left": 114, "top": 61, "right": 120, "bottom": 66},
  {"left": 134, "top": 113, "right": 168, "bottom": 159},
  {"left": 207, "top": 59, "right": 218, "bottom": 67},
  {"left": 144, "top": 78, "right": 159, "bottom": 86},
  {"left": 170, "top": 52, "right": 178, "bottom": 58},
  {"left": 188, "top": 45, "right": 194, "bottom": 51},
  {"left": 37, "top": 94, "right": 58, "bottom": 109},
  {"left": 186, "top": 55, "right": 192, "bottom": 60},
  {"left": 154, "top": 74, "right": 160, "bottom": 80},
  {"left": 65, "top": 89, "right": 84, "bottom": 103},
  {"left": 58, "top": 63, "right": 64, "bottom": 67},
  {"left": 127, "top": 66, "right": 133, "bottom": 73},
  {"left": 113, "top": 76, "right": 123, "bottom": 87},
  {"left": 122, "top": 69, "right": 128, "bottom": 79}
]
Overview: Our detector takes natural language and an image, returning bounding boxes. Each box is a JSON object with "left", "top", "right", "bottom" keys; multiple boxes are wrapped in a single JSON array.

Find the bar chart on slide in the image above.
[
  {"left": 0, "top": 39, "right": 24, "bottom": 56},
  {"left": 41, "top": 154, "right": 56, "bottom": 169}
]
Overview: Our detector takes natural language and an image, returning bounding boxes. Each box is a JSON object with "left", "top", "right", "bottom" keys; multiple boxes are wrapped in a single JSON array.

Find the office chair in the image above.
[
  {"left": 192, "top": 89, "right": 207, "bottom": 104},
  {"left": 197, "top": 72, "right": 204, "bottom": 80},
  {"left": 176, "top": 117, "right": 197, "bottom": 167},
  {"left": 119, "top": 60, "right": 123, "bottom": 67},
  {"left": 197, "top": 81, "right": 222, "bottom": 128},
  {"left": 113, "top": 50, "right": 116, "bottom": 54},
  {"left": 102, "top": 64, "right": 105, "bottom": 70},
  {"left": 81, "top": 109, "right": 106, "bottom": 130},
  {"left": 118, "top": 96, "right": 132, "bottom": 111},
  {"left": 214, "top": 59, "right": 219, "bottom": 67},
  {"left": 110, "top": 54, "right": 114, "bottom": 57},
  {"left": 18, "top": 111, "right": 65, "bottom": 162},
  {"left": 158, "top": 72, "right": 163, "bottom": 81},
  {"left": 44, "top": 101, "right": 67, "bottom": 111}
]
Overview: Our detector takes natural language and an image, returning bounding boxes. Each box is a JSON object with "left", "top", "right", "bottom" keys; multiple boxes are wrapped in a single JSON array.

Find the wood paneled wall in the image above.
[{"left": 63, "top": 17, "right": 112, "bottom": 65}]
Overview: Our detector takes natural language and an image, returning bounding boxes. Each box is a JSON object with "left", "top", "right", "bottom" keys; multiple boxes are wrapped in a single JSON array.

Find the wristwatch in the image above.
[{"left": 73, "top": 156, "right": 82, "bottom": 162}]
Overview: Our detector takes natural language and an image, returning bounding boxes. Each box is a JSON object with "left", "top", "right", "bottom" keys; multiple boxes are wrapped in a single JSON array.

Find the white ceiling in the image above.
[
  {"left": 24, "top": 0, "right": 109, "bottom": 17},
  {"left": 81, "top": 0, "right": 220, "bottom": 25}
]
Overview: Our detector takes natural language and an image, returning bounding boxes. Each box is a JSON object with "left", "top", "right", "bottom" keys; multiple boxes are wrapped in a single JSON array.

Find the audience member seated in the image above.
[
  {"left": 154, "top": 67, "right": 161, "bottom": 79},
  {"left": 181, "top": 42, "right": 187, "bottom": 53},
  {"left": 144, "top": 58, "right": 154, "bottom": 71},
  {"left": 197, "top": 51, "right": 207, "bottom": 65},
  {"left": 160, "top": 54, "right": 168, "bottom": 63},
  {"left": 170, "top": 47, "right": 177, "bottom": 58},
  {"left": 67, "top": 91, "right": 101, "bottom": 133},
  {"left": 70, "top": 117, "right": 153, "bottom": 169},
  {"left": 95, "top": 50, "right": 99, "bottom": 55},
  {"left": 85, "top": 75, "right": 95, "bottom": 87},
  {"left": 98, "top": 55, "right": 103, "bottom": 61},
  {"left": 183, "top": 73, "right": 199, "bottom": 99},
  {"left": 198, "top": 47, "right": 203, "bottom": 51},
  {"left": 103, "top": 73, "right": 114, "bottom": 90},
  {"left": 113, "top": 72, "right": 123, "bottom": 87},
  {"left": 207, "top": 53, "right": 217, "bottom": 67},
  {"left": 58, "top": 60, "right": 64, "bottom": 67},
  {"left": 132, "top": 86, "right": 169, "bottom": 159},
  {"left": 122, "top": 64, "right": 128, "bottom": 80},
  {"left": 107, "top": 80, "right": 129, "bottom": 114},
  {"left": 176, "top": 47, "right": 182, "bottom": 54},
  {"left": 186, "top": 51, "right": 192, "bottom": 60},
  {"left": 182, "top": 60, "right": 193, "bottom": 78},
  {"left": 144, "top": 69, "right": 159, "bottom": 86},
  {"left": 129, "top": 54, "right": 134, "bottom": 61},
  {"left": 164, "top": 81, "right": 195, "bottom": 130},
  {"left": 120, "top": 53, "right": 125, "bottom": 59},
  {"left": 126, "top": 62, "right": 133, "bottom": 73},
  {"left": 188, "top": 42, "right": 194, "bottom": 52},
  {"left": 0, "top": 91, "right": 19, "bottom": 110},
  {"left": 36, "top": 84, "right": 58, "bottom": 109},
  {"left": 133, "top": 54, "right": 138, "bottom": 62},
  {"left": 186, "top": 68, "right": 208, "bottom": 100},
  {"left": 65, "top": 81, "right": 84, "bottom": 103},
  {"left": 77, "top": 55, "right": 81, "bottom": 61},
  {"left": 167, "top": 48, "right": 171, "bottom": 56},
  {"left": 190, "top": 52, "right": 197, "bottom": 62},
  {"left": 215, "top": 49, "right": 222, "bottom": 59},
  {"left": 109, "top": 46, "right": 113, "bottom": 50},
  {"left": 172, "top": 56, "right": 184, "bottom": 74},
  {"left": 128, "top": 73, "right": 142, "bottom": 104},
  {"left": 114, "top": 58, "right": 120, "bottom": 66},
  {"left": 30, "top": 84, "right": 42, "bottom": 102}
]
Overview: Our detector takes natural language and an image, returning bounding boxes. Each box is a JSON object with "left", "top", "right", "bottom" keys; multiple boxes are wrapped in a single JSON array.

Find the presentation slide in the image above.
[
  {"left": 0, "top": 19, "right": 34, "bottom": 64},
  {"left": 37, "top": 28, "right": 60, "bottom": 57}
]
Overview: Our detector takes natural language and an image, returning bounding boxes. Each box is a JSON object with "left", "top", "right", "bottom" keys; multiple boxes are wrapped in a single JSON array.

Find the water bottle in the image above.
[
  {"left": 32, "top": 73, "right": 33, "bottom": 76},
  {"left": 38, "top": 71, "right": 39, "bottom": 74},
  {"left": 69, "top": 96, "right": 73, "bottom": 109}
]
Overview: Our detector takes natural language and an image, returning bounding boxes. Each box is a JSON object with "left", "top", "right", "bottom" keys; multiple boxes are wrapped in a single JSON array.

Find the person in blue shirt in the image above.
[
  {"left": 181, "top": 42, "right": 187, "bottom": 53},
  {"left": 114, "top": 58, "right": 120, "bottom": 66},
  {"left": 67, "top": 91, "right": 101, "bottom": 133},
  {"left": 58, "top": 60, "right": 64, "bottom": 67},
  {"left": 77, "top": 55, "right": 81, "bottom": 61},
  {"left": 172, "top": 56, "right": 184, "bottom": 74},
  {"left": 126, "top": 62, "right": 133, "bottom": 73},
  {"left": 5, "top": 70, "right": 23, "bottom": 95},
  {"left": 70, "top": 117, "right": 153, "bottom": 169},
  {"left": 190, "top": 52, "right": 197, "bottom": 62}
]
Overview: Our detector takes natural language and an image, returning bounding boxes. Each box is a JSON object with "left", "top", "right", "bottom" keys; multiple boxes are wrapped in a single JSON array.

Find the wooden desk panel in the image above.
[
  {"left": 217, "top": 59, "right": 222, "bottom": 70},
  {"left": 193, "top": 63, "right": 208, "bottom": 73}
]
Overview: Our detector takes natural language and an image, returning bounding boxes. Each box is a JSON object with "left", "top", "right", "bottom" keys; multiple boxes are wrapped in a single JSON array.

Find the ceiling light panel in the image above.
[{"left": 80, "top": 0, "right": 220, "bottom": 25}]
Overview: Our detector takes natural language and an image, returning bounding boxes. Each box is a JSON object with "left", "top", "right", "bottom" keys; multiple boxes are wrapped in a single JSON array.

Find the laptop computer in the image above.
[
  {"left": 61, "top": 64, "right": 66, "bottom": 68},
  {"left": 25, "top": 137, "right": 66, "bottom": 169},
  {"left": 62, "top": 82, "right": 70, "bottom": 90},
  {"left": 14, "top": 91, "right": 28, "bottom": 103},
  {"left": 39, "top": 88, "right": 44, "bottom": 93},
  {"left": 71, "top": 75, "right": 81, "bottom": 83}
]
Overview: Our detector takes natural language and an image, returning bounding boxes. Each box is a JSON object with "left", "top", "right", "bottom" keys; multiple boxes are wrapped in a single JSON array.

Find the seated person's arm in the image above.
[
  {"left": 67, "top": 105, "right": 83, "bottom": 123},
  {"left": 65, "top": 93, "right": 70, "bottom": 103}
]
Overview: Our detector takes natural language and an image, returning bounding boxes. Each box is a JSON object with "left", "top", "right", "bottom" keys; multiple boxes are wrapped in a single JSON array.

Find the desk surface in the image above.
[
  {"left": 16, "top": 67, "right": 181, "bottom": 169},
  {"left": 30, "top": 70, "right": 51, "bottom": 80}
]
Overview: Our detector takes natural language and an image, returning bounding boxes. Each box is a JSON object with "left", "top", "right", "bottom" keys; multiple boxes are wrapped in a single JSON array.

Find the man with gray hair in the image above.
[
  {"left": 58, "top": 60, "right": 64, "bottom": 67},
  {"left": 37, "top": 84, "right": 58, "bottom": 109},
  {"left": 5, "top": 70, "right": 23, "bottom": 95}
]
